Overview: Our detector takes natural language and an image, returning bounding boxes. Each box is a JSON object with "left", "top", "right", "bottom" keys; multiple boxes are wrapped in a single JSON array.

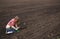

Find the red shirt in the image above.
[{"left": 7, "top": 18, "right": 17, "bottom": 26}]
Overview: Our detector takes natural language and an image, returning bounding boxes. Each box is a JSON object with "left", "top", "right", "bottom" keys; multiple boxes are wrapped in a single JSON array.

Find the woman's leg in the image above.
[{"left": 6, "top": 28, "right": 13, "bottom": 34}]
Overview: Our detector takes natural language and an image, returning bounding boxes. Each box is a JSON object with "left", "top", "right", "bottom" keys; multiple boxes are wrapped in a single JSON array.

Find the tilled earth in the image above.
[{"left": 0, "top": 0, "right": 60, "bottom": 39}]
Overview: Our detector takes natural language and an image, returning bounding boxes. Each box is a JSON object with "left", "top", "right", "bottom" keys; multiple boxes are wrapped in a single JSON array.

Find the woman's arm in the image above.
[
  {"left": 11, "top": 26, "right": 17, "bottom": 30},
  {"left": 15, "top": 24, "right": 18, "bottom": 28}
]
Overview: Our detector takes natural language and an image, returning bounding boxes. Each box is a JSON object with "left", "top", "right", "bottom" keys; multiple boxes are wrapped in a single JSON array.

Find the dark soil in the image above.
[{"left": 0, "top": 0, "right": 60, "bottom": 39}]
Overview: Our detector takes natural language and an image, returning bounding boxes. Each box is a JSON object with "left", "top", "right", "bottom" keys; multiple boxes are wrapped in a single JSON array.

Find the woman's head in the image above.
[
  {"left": 14, "top": 16, "right": 20, "bottom": 25},
  {"left": 14, "top": 16, "right": 19, "bottom": 20}
]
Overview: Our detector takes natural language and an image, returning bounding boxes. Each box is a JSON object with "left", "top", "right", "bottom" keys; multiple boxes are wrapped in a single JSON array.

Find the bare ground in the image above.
[{"left": 0, "top": 0, "right": 60, "bottom": 39}]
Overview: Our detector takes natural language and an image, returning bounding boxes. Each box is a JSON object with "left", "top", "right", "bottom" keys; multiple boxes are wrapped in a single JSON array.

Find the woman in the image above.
[{"left": 6, "top": 16, "right": 20, "bottom": 34}]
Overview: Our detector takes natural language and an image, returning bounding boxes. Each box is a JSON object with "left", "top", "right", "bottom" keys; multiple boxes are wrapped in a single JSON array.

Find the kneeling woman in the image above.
[{"left": 6, "top": 16, "right": 20, "bottom": 34}]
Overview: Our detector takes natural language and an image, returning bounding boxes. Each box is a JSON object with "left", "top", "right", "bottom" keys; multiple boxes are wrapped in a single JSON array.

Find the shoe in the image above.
[{"left": 6, "top": 31, "right": 13, "bottom": 34}]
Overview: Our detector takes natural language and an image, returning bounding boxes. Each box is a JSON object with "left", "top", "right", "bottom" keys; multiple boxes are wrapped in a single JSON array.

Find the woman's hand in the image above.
[{"left": 15, "top": 27, "right": 20, "bottom": 30}]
